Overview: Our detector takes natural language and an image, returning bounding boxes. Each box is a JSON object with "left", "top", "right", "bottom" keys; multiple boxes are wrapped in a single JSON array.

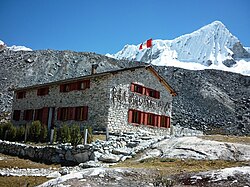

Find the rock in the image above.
[
  {"left": 98, "top": 153, "right": 121, "bottom": 163},
  {"left": 65, "top": 150, "right": 75, "bottom": 162},
  {"left": 139, "top": 149, "right": 162, "bottom": 161},
  {"left": 112, "top": 148, "right": 132, "bottom": 156},
  {"left": 74, "top": 152, "right": 89, "bottom": 163},
  {"left": 59, "top": 167, "right": 70, "bottom": 175},
  {"left": 46, "top": 171, "right": 61, "bottom": 179},
  {"left": 79, "top": 161, "right": 103, "bottom": 168}
]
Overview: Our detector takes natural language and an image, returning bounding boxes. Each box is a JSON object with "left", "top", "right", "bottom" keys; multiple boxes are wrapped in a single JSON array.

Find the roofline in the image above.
[
  {"left": 146, "top": 66, "right": 177, "bottom": 96},
  {"left": 14, "top": 65, "right": 147, "bottom": 92},
  {"left": 14, "top": 65, "right": 177, "bottom": 96}
]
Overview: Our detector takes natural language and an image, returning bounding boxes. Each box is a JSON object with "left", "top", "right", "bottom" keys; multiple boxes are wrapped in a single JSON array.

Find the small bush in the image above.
[
  {"left": 6, "top": 124, "right": 17, "bottom": 141},
  {"left": 58, "top": 124, "right": 71, "bottom": 143},
  {"left": 16, "top": 125, "right": 25, "bottom": 141},
  {"left": 0, "top": 122, "right": 16, "bottom": 141},
  {"left": 29, "top": 121, "right": 41, "bottom": 142},
  {"left": 40, "top": 125, "right": 48, "bottom": 143},
  {"left": 70, "top": 124, "right": 82, "bottom": 146}
]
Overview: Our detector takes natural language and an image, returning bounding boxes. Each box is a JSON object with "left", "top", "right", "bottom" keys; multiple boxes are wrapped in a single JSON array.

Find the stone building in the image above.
[{"left": 11, "top": 65, "right": 177, "bottom": 135}]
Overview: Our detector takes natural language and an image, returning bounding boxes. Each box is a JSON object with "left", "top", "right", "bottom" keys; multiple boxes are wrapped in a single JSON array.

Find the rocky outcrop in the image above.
[{"left": 141, "top": 136, "right": 250, "bottom": 161}]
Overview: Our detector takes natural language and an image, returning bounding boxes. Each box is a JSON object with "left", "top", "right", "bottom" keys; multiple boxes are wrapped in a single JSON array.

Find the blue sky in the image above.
[{"left": 1, "top": 0, "right": 249, "bottom": 54}]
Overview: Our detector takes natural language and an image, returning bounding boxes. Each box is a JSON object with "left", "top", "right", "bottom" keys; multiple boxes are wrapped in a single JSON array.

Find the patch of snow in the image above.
[{"left": 7, "top": 45, "right": 32, "bottom": 51}]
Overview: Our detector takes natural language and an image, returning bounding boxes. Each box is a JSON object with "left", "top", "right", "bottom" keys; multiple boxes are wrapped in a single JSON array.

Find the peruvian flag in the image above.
[{"left": 139, "top": 38, "right": 152, "bottom": 50}]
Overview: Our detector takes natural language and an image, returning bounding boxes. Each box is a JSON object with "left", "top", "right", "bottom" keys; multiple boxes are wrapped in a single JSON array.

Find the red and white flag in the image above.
[{"left": 139, "top": 38, "right": 152, "bottom": 50}]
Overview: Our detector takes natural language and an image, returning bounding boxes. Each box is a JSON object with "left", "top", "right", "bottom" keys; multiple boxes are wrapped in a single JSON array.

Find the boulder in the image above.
[{"left": 98, "top": 153, "right": 121, "bottom": 163}]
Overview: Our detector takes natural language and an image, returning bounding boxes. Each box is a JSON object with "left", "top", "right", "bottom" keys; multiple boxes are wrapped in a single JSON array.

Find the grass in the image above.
[
  {"left": 114, "top": 156, "right": 249, "bottom": 175},
  {"left": 0, "top": 176, "right": 48, "bottom": 187},
  {"left": 200, "top": 134, "right": 250, "bottom": 145},
  {"left": 0, "top": 153, "right": 60, "bottom": 169},
  {"left": 0, "top": 153, "right": 60, "bottom": 187},
  {"left": 92, "top": 134, "right": 106, "bottom": 142}
]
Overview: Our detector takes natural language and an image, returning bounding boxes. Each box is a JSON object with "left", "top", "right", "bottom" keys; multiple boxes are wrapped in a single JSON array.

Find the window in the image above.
[
  {"left": 78, "top": 80, "right": 90, "bottom": 90},
  {"left": 75, "top": 106, "right": 88, "bottom": 121},
  {"left": 13, "top": 110, "right": 21, "bottom": 121},
  {"left": 34, "top": 108, "right": 49, "bottom": 125},
  {"left": 23, "top": 109, "right": 34, "bottom": 121},
  {"left": 147, "top": 113, "right": 155, "bottom": 126},
  {"left": 37, "top": 87, "right": 49, "bottom": 96},
  {"left": 134, "top": 84, "right": 143, "bottom": 94},
  {"left": 131, "top": 83, "right": 160, "bottom": 99},
  {"left": 128, "top": 109, "right": 142, "bottom": 124},
  {"left": 160, "top": 116, "right": 170, "bottom": 128},
  {"left": 34, "top": 108, "right": 43, "bottom": 122},
  {"left": 60, "top": 80, "right": 90, "bottom": 93},
  {"left": 16, "top": 91, "right": 26, "bottom": 99},
  {"left": 128, "top": 109, "right": 170, "bottom": 128},
  {"left": 57, "top": 106, "right": 88, "bottom": 121},
  {"left": 147, "top": 88, "right": 160, "bottom": 99}
]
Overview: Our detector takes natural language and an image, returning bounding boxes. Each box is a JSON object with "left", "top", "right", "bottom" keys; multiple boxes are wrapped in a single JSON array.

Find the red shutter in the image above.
[
  {"left": 86, "top": 80, "right": 90, "bottom": 88},
  {"left": 130, "top": 84, "right": 135, "bottom": 92},
  {"left": 72, "top": 107, "right": 76, "bottom": 120},
  {"left": 157, "top": 115, "right": 161, "bottom": 127},
  {"left": 140, "top": 112, "right": 144, "bottom": 124},
  {"left": 142, "top": 87, "right": 146, "bottom": 95},
  {"left": 154, "top": 115, "right": 158, "bottom": 127},
  {"left": 45, "top": 87, "right": 49, "bottom": 95},
  {"left": 83, "top": 106, "right": 88, "bottom": 120},
  {"left": 128, "top": 110, "right": 133, "bottom": 123},
  {"left": 144, "top": 113, "right": 148, "bottom": 125},
  {"left": 42, "top": 107, "right": 49, "bottom": 125},
  {"left": 156, "top": 91, "right": 160, "bottom": 99},
  {"left": 167, "top": 117, "right": 170, "bottom": 128},
  {"left": 57, "top": 108, "right": 61, "bottom": 120},
  {"left": 60, "top": 85, "right": 64, "bottom": 92}
]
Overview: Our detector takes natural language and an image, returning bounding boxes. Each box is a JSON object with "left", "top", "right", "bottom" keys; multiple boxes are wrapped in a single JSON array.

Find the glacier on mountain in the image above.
[{"left": 108, "top": 21, "right": 250, "bottom": 76}]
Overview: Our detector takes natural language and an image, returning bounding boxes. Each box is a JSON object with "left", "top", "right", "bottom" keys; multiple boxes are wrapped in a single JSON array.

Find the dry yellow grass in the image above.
[
  {"left": 114, "top": 156, "right": 249, "bottom": 175},
  {"left": 200, "top": 134, "right": 250, "bottom": 145},
  {"left": 0, "top": 176, "right": 48, "bottom": 187},
  {"left": 0, "top": 153, "right": 60, "bottom": 187}
]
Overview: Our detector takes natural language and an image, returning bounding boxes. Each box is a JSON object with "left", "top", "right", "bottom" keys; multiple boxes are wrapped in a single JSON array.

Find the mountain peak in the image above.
[{"left": 110, "top": 21, "right": 250, "bottom": 76}]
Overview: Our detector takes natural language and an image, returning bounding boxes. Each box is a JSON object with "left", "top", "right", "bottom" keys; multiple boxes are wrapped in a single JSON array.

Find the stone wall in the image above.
[
  {"left": 0, "top": 140, "right": 94, "bottom": 165},
  {"left": 106, "top": 68, "right": 173, "bottom": 135},
  {"left": 0, "top": 131, "right": 167, "bottom": 165},
  {"left": 12, "top": 75, "right": 111, "bottom": 131}
]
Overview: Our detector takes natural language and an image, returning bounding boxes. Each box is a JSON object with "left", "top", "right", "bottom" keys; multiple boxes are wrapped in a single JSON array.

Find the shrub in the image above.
[
  {"left": 6, "top": 124, "right": 16, "bottom": 141},
  {"left": 0, "top": 122, "right": 16, "bottom": 141},
  {"left": 16, "top": 125, "right": 25, "bottom": 141},
  {"left": 40, "top": 125, "right": 48, "bottom": 143},
  {"left": 58, "top": 124, "right": 71, "bottom": 143},
  {"left": 70, "top": 124, "right": 82, "bottom": 146},
  {"left": 29, "top": 121, "right": 41, "bottom": 142}
]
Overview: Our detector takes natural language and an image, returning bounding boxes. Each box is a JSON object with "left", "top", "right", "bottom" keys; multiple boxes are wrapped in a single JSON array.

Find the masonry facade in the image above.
[{"left": 12, "top": 65, "right": 176, "bottom": 135}]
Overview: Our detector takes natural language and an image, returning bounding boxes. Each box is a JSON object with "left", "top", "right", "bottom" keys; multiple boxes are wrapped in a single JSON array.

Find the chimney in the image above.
[{"left": 91, "top": 64, "right": 98, "bottom": 75}]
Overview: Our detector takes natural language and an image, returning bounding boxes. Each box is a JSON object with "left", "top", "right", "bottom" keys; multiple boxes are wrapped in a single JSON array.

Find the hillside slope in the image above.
[{"left": 0, "top": 49, "right": 249, "bottom": 135}]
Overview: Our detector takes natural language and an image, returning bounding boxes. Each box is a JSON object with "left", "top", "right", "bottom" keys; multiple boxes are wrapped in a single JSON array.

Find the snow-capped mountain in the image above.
[
  {"left": 109, "top": 21, "right": 250, "bottom": 76},
  {"left": 0, "top": 40, "right": 32, "bottom": 51}
]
